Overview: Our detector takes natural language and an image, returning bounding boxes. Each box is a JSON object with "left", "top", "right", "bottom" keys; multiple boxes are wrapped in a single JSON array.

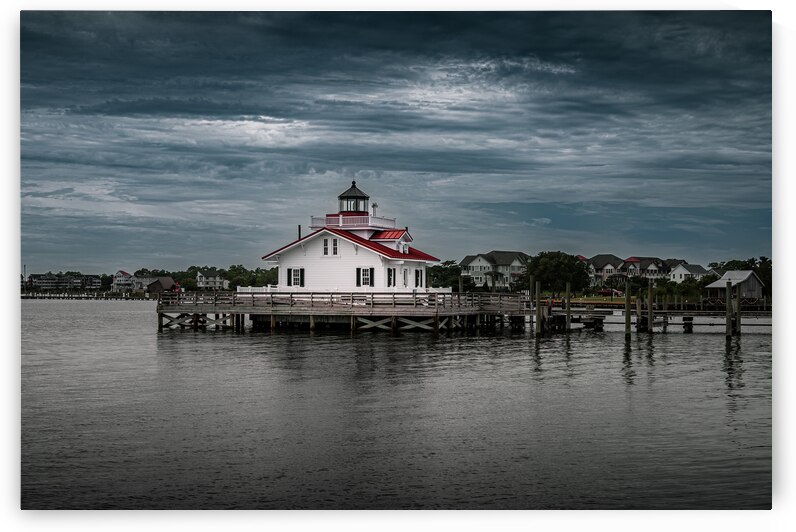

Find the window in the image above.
[
  {"left": 286, "top": 268, "right": 305, "bottom": 287},
  {"left": 403, "top": 269, "right": 408, "bottom": 287},
  {"left": 415, "top": 269, "right": 422, "bottom": 288},
  {"left": 356, "top": 267, "right": 375, "bottom": 287},
  {"left": 332, "top": 238, "right": 338, "bottom": 255},
  {"left": 323, "top": 239, "right": 328, "bottom": 256},
  {"left": 387, "top": 267, "right": 396, "bottom": 287}
]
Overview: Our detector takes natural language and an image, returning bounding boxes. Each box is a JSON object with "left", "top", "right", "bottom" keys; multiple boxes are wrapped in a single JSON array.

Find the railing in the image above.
[
  {"left": 309, "top": 214, "right": 397, "bottom": 229},
  {"left": 236, "top": 285, "right": 452, "bottom": 294},
  {"left": 157, "top": 291, "right": 528, "bottom": 313}
]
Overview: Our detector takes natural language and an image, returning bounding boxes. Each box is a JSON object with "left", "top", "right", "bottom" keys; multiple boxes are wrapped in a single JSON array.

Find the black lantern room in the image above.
[{"left": 337, "top": 180, "right": 369, "bottom": 214}]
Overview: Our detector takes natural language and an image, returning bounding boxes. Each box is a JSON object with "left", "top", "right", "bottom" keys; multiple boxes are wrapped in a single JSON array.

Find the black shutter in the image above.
[
  {"left": 369, "top": 267, "right": 375, "bottom": 287},
  {"left": 287, "top": 268, "right": 292, "bottom": 286},
  {"left": 356, "top": 268, "right": 361, "bottom": 287},
  {"left": 299, "top": 268, "right": 305, "bottom": 287}
]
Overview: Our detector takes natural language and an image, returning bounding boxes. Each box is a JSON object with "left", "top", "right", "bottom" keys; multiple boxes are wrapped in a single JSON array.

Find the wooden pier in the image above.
[{"left": 155, "top": 291, "right": 771, "bottom": 335}]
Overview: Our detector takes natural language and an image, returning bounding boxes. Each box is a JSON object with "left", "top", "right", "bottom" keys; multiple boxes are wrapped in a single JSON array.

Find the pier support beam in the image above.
[
  {"left": 735, "top": 284, "right": 742, "bottom": 336},
  {"left": 647, "top": 280, "right": 653, "bottom": 334},
  {"left": 535, "top": 281, "right": 542, "bottom": 337},
  {"left": 309, "top": 314, "right": 315, "bottom": 331},
  {"left": 624, "top": 279, "right": 631, "bottom": 338},
  {"left": 565, "top": 282, "right": 571, "bottom": 333},
  {"left": 158, "top": 313, "right": 163, "bottom": 332},
  {"left": 725, "top": 281, "right": 732, "bottom": 338}
]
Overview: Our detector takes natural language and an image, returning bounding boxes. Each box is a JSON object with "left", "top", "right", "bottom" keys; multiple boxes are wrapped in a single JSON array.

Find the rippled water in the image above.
[{"left": 21, "top": 300, "right": 771, "bottom": 509}]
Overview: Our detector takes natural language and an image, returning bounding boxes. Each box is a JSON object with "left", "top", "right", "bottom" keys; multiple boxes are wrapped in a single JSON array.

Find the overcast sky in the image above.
[{"left": 20, "top": 11, "right": 771, "bottom": 274}]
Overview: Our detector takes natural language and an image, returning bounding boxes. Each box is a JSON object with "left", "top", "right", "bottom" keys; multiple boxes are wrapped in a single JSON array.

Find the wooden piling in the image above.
[
  {"left": 624, "top": 279, "right": 631, "bottom": 338},
  {"left": 647, "top": 280, "right": 653, "bottom": 333},
  {"left": 725, "top": 281, "right": 732, "bottom": 338},
  {"left": 309, "top": 314, "right": 315, "bottom": 331},
  {"left": 735, "top": 284, "right": 742, "bottom": 336},
  {"left": 158, "top": 313, "right": 163, "bottom": 332},
  {"left": 535, "top": 281, "right": 542, "bottom": 337},
  {"left": 565, "top": 281, "right": 571, "bottom": 332}
]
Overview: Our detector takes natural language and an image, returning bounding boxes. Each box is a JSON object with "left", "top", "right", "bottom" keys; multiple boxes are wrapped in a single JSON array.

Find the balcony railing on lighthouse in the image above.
[{"left": 310, "top": 214, "right": 397, "bottom": 229}]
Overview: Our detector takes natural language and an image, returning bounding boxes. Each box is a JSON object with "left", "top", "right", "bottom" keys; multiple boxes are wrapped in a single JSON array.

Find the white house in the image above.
[
  {"left": 669, "top": 263, "right": 709, "bottom": 283},
  {"left": 259, "top": 181, "right": 441, "bottom": 292},
  {"left": 460, "top": 251, "right": 529, "bottom": 289},
  {"left": 111, "top": 270, "right": 134, "bottom": 292}
]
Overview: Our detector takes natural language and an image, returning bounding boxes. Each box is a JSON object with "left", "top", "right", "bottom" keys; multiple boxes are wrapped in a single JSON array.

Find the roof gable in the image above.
[
  {"left": 705, "top": 270, "right": 765, "bottom": 289},
  {"left": 261, "top": 227, "right": 439, "bottom": 262}
]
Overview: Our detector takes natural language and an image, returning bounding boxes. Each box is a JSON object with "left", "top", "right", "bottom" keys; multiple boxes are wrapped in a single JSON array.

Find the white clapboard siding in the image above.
[{"left": 276, "top": 232, "right": 428, "bottom": 292}]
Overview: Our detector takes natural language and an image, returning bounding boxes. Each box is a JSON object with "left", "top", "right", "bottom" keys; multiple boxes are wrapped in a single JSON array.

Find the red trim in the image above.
[
  {"left": 370, "top": 229, "right": 408, "bottom": 240},
  {"left": 262, "top": 227, "right": 439, "bottom": 262}
]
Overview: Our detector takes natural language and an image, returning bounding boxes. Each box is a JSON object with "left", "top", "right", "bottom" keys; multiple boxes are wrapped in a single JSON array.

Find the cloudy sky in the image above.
[{"left": 20, "top": 11, "right": 771, "bottom": 274}]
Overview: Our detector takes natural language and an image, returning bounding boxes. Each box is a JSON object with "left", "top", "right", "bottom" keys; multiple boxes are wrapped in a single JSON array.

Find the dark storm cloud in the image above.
[{"left": 20, "top": 11, "right": 771, "bottom": 272}]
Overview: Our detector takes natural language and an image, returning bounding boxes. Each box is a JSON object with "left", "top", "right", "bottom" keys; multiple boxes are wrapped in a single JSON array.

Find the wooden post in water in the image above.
[
  {"left": 625, "top": 279, "right": 631, "bottom": 338},
  {"left": 535, "top": 280, "right": 542, "bottom": 337},
  {"left": 309, "top": 314, "right": 315, "bottom": 331},
  {"left": 647, "top": 279, "right": 654, "bottom": 333},
  {"left": 158, "top": 313, "right": 163, "bottom": 332},
  {"left": 725, "top": 281, "right": 732, "bottom": 338},
  {"left": 735, "top": 284, "right": 742, "bottom": 336},
  {"left": 565, "top": 281, "right": 571, "bottom": 332}
]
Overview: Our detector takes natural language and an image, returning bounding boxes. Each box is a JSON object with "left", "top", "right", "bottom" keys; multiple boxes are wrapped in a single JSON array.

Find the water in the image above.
[{"left": 21, "top": 300, "right": 772, "bottom": 509}]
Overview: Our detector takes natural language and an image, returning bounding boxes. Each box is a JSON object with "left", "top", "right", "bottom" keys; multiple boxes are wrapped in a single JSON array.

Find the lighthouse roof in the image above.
[{"left": 337, "top": 180, "right": 369, "bottom": 199}]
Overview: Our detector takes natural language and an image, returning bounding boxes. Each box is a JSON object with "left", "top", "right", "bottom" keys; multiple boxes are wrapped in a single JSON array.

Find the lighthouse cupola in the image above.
[{"left": 338, "top": 180, "right": 369, "bottom": 214}]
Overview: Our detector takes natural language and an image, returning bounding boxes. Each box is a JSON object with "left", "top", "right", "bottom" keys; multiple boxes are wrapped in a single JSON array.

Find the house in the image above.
[
  {"left": 705, "top": 270, "right": 765, "bottom": 298},
  {"left": 460, "top": 251, "right": 529, "bottom": 290},
  {"left": 669, "top": 263, "right": 709, "bottom": 283},
  {"left": 259, "top": 181, "right": 441, "bottom": 292},
  {"left": 197, "top": 268, "right": 230, "bottom": 290},
  {"left": 111, "top": 270, "right": 134, "bottom": 292},
  {"left": 620, "top": 256, "right": 668, "bottom": 280},
  {"left": 587, "top": 254, "right": 624, "bottom": 286},
  {"left": 147, "top": 277, "right": 179, "bottom": 293}
]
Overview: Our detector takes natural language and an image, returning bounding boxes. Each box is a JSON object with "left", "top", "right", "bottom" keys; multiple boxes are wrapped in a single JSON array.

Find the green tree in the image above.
[
  {"left": 427, "top": 260, "right": 474, "bottom": 291},
  {"left": 518, "top": 251, "right": 590, "bottom": 294}
]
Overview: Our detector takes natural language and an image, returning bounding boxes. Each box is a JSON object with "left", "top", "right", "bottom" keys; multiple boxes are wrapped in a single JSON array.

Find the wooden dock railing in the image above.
[{"left": 157, "top": 291, "right": 530, "bottom": 314}]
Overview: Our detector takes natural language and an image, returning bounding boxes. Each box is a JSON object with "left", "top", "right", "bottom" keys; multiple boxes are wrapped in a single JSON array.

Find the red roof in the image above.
[
  {"left": 262, "top": 227, "right": 439, "bottom": 262},
  {"left": 624, "top": 257, "right": 640, "bottom": 262},
  {"left": 576, "top": 255, "right": 587, "bottom": 261},
  {"left": 370, "top": 229, "right": 408, "bottom": 240}
]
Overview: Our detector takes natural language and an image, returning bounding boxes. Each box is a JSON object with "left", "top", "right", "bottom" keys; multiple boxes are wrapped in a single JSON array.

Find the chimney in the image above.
[{"left": 298, "top": 225, "right": 302, "bottom": 239}]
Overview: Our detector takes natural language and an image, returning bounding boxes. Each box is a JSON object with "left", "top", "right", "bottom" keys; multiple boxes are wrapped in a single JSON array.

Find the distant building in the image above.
[
  {"left": 459, "top": 251, "right": 529, "bottom": 290},
  {"left": 147, "top": 277, "right": 179, "bottom": 293},
  {"left": 27, "top": 272, "right": 100, "bottom": 291},
  {"left": 197, "top": 268, "right": 230, "bottom": 290},
  {"left": 620, "top": 256, "right": 668, "bottom": 280},
  {"left": 586, "top": 254, "right": 624, "bottom": 286},
  {"left": 705, "top": 270, "right": 765, "bottom": 298},
  {"left": 669, "top": 263, "right": 709, "bottom": 283},
  {"left": 111, "top": 270, "right": 134, "bottom": 292}
]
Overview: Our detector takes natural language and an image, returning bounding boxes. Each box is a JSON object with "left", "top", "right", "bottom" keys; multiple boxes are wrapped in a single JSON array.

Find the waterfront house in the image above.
[
  {"left": 669, "top": 263, "right": 709, "bottom": 283},
  {"left": 459, "top": 251, "right": 529, "bottom": 290},
  {"left": 587, "top": 254, "right": 624, "bottom": 286},
  {"left": 197, "top": 268, "right": 230, "bottom": 290},
  {"left": 620, "top": 256, "right": 668, "bottom": 280},
  {"left": 705, "top": 270, "right": 765, "bottom": 298},
  {"left": 260, "top": 181, "right": 441, "bottom": 292},
  {"left": 111, "top": 270, "right": 134, "bottom": 292},
  {"left": 147, "top": 277, "right": 179, "bottom": 294}
]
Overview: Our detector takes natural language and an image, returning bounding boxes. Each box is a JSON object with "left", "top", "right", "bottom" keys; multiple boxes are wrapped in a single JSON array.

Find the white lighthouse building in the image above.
[{"left": 260, "top": 181, "right": 442, "bottom": 292}]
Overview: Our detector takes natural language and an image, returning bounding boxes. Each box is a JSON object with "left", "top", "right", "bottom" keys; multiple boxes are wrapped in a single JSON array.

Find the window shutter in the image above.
[
  {"left": 287, "top": 268, "right": 292, "bottom": 286},
  {"left": 369, "top": 267, "right": 375, "bottom": 287},
  {"left": 356, "top": 268, "right": 361, "bottom": 287},
  {"left": 299, "top": 268, "right": 305, "bottom": 287}
]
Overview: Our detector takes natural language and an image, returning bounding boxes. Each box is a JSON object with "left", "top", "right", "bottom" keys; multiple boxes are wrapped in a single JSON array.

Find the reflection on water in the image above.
[{"left": 21, "top": 300, "right": 771, "bottom": 509}]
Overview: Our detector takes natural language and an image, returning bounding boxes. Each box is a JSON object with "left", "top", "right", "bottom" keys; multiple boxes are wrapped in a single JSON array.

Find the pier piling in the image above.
[
  {"left": 725, "top": 281, "right": 732, "bottom": 338},
  {"left": 565, "top": 282, "right": 571, "bottom": 333},
  {"left": 624, "top": 279, "right": 631, "bottom": 338}
]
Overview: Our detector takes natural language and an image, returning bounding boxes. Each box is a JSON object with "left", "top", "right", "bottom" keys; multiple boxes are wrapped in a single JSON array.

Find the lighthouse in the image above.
[{"left": 261, "top": 181, "right": 441, "bottom": 291}]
